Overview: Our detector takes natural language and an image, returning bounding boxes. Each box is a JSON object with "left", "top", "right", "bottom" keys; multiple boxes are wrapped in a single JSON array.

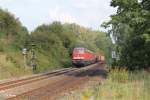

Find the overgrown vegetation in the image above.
[
  {"left": 63, "top": 69, "right": 150, "bottom": 100},
  {"left": 0, "top": 9, "right": 31, "bottom": 79},
  {"left": 83, "top": 70, "right": 149, "bottom": 100},
  {"left": 30, "top": 22, "right": 112, "bottom": 72},
  {"left": 0, "top": 8, "right": 112, "bottom": 79},
  {"left": 103, "top": 0, "right": 150, "bottom": 70}
]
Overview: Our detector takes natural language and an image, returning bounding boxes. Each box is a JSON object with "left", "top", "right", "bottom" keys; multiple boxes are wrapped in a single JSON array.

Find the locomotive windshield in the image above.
[{"left": 74, "top": 47, "right": 85, "bottom": 54}]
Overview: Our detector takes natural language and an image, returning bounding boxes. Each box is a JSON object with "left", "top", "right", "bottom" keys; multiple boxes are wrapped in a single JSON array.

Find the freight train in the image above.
[{"left": 71, "top": 47, "right": 97, "bottom": 66}]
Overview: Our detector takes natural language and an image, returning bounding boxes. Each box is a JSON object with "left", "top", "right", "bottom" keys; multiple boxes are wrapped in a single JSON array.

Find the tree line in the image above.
[{"left": 103, "top": 0, "right": 150, "bottom": 70}]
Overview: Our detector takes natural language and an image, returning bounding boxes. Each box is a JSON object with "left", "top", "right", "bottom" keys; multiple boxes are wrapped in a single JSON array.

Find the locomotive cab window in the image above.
[{"left": 74, "top": 48, "right": 85, "bottom": 54}]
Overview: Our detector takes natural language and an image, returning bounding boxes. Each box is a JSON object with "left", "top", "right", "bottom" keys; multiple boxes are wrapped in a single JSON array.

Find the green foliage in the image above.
[
  {"left": 30, "top": 22, "right": 71, "bottom": 71},
  {"left": 0, "top": 8, "right": 29, "bottom": 52},
  {"left": 103, "top": 0, "right": 150, "bottom": 70},
  {"left": 31, "top": 22, "right": 112, "bottom": 71},
  {"left": 0, "top": 8, "right": 112, "bottom": 77},
  {"left": 0, "top": 8, "right": 31, "bottom": 79},
  {"left": 63, "top": 23, "right": 112, "bottom": 63},
  {"left": 0, "top": 8, "right": 29, "bottom": 51}
]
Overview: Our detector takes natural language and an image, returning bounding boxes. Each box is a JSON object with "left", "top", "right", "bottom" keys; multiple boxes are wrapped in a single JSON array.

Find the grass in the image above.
[
  {"left": 0, "top": 48, "right": 71, "bottom": 80},
  {"left": 62, "top": 68, "right": 150, "bottom": 100},
  {"left": 82, "top": 69, "right": 150, "bottom": 100},
  {"left": 0, "top": 52, "right": 32, "bottom": 80}
]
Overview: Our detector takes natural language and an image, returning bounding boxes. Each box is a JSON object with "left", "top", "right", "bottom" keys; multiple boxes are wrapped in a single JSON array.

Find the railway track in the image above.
[
  {"left": 0, "top": 67, "right": 77, "bottom": 91},
  {"left": 0, "top": 63, "right": 105, "bottom": 100}
]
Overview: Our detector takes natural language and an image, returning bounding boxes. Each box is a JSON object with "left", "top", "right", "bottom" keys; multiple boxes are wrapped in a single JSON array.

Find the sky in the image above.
[{"left": 0, "top": 0, "right": 116, "bottom": 31}]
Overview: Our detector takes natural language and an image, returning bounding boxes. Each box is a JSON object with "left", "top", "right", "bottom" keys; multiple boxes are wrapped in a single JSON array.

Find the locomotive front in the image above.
[
  {"left": 72, "top": 47, "right": 85, "bottom": 66},
  {"left": 72, "top": 47, "right": 97, "bottom": 67}
]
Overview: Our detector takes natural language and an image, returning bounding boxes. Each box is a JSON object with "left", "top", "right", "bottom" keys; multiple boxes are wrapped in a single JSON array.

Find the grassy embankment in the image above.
[
  {"left": 64, "top": 68, "right": 150, "bottom": 100},
  {"left": 0, "top": 49, "right": 70, "bottom": 80},
  {"left": 0, "top": 49, "right": 33, "bottom": 80}
]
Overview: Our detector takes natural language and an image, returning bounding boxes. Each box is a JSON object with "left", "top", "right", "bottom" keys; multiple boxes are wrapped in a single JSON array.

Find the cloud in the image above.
[{"left": 49, "top": 6, "right": 78, "bottom": 24}]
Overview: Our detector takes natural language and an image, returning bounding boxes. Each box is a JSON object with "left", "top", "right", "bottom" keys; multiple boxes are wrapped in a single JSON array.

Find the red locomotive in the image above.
[{"left": 72, "top": 47, "right": 97, "bottom": 66}]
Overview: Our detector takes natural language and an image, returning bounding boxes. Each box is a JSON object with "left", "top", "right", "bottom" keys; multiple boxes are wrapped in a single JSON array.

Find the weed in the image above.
[{"left": 65, "top": 69, "right": 150, "bottom": 100}]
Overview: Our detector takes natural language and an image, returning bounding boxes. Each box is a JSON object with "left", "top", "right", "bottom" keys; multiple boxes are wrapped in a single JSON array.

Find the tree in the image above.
[
  {"left": 103, "top": 0, "right": 150, "bottom": 70},
  {"left": 0, "top": 8, "right": 29, "bottom": 50}
]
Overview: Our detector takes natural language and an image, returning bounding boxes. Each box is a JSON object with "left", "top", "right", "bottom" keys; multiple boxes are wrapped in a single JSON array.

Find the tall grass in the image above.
[
  {"left": 110, "top": 68, "right": 129, "bottom": 83},
  {"left": 79, "top": 69, "right": 150, "bottom": 100},
  {"left": 0, "top": 53, "right": 32, "bottom": 80},
  {"left": 62, "top": 68, "right": 150, "bottom": 100}
]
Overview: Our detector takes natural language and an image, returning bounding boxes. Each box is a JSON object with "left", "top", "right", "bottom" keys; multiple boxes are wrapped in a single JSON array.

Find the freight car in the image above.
[
  {"left": 72, "top": 47, "right": 97, "bottom": 67},
  {"left": 97, "top": 55, "right": 105, "bottom": 64}
]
